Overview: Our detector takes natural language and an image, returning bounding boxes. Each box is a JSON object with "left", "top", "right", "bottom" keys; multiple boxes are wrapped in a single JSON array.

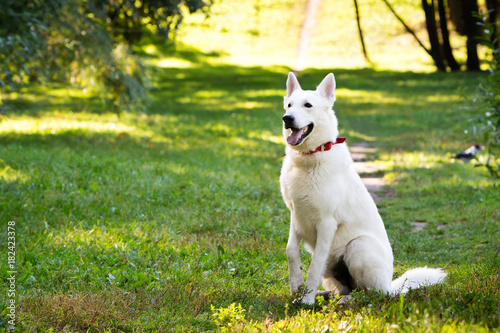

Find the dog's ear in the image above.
[
  {"left": 317, "top": 73, "right": 336, "bottom": 104},
  {"left": 286, "top": 72, "right": 301, "bottom": 98}
]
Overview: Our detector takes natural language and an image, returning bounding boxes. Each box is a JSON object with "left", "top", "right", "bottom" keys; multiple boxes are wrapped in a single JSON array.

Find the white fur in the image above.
[
  {"left": 391, "top": 267, "right": 447, "bottom": 295},
  {"left": 280, "top": 72, "right": 447, "bottom": 305}
]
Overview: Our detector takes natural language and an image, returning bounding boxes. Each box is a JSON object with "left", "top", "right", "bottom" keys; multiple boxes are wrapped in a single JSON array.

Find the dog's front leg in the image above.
[
  {"left": 286, "top": 216, "right": 304, "bottom": 295},
  {"left": 301, "top": 221, "right": 337, "bottom": 305}
]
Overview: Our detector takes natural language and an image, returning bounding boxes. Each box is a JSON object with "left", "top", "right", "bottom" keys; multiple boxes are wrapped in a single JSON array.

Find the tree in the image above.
[
  {"left": 93, "top": 0, "right": 211, "bottom": 45},
  {"left": 0, "top": 0, "right": 211, "bottom": 111},
  {"left": 437, "top": 0, "right": 460, "bottom": 71},
  {"left": 448, "top": 0, "right": 499, "bottom": 71},
  {"left": 422, "top": 0, "right": 447, "bottom": 71},
  {"left": 383, "top": 0, "right": 499, "bottom": 71},
  {"left": 460, "top": 0, "right": 481, "bottom": 70},
  {"left": 353, "top": 0, "right": 370, "bottom": 63}
]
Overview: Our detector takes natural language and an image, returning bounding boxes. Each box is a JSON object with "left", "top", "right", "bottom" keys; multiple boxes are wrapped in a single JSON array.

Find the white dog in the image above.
[{"left": 280, "top": 72, "right": 447, "bottom": 305}]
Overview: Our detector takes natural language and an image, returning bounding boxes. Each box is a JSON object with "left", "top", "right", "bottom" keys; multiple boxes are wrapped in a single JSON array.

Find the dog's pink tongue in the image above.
[{"left": 287, "top": 129, "right": 303, "bottom": 146}]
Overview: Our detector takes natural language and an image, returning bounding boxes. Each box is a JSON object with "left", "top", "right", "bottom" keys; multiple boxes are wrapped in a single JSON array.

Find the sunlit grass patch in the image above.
[
  {"left": 211, "top": 280, "right": 499, "bottom": 332},
  {"left": 248, "top": 130, "right": 284, "bottom": 145},
  {"left": 0, "top": 115, "right": 136, "bottom": 137},
  {"left": 382, "top": 150, "right": 499, "bottom": 189},
  {"left": 0, "top": 160, "right": 26, "bottom": 183}
]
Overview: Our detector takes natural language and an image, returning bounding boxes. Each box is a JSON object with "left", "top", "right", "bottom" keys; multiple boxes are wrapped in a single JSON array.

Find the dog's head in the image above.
[{"left": 282, "top": 72, "right": 339, "bottom": 152}]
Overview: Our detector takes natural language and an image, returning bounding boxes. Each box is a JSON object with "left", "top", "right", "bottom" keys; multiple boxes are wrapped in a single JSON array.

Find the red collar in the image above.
[{"left": 302, "top": 137, "right": 346, "bottom": 154}]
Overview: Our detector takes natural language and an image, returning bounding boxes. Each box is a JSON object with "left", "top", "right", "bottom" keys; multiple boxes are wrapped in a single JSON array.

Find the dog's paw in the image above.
[
  {"left": 301, "top": 293, "right": 316, "bottom": 306},
  {"left": 289, "top": 277, "right": 304, "bottom": 295},
  {"left": 296, "top": 285, "right": 317, "bottom": 306}
]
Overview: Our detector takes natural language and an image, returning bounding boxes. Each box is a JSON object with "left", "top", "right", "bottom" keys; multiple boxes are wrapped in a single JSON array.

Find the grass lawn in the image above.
[{"left": 1, "top": 0, "right": 499, "bottom": 332}]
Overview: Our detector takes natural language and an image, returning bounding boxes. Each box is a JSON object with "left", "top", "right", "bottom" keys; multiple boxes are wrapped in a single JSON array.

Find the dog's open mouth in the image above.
[{"left": 287, "top": 123, "right": 314, "bottom": 146}]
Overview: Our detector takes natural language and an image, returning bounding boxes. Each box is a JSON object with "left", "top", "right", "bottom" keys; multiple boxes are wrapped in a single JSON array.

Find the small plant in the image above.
[
  {"left": 467, "top": 12, "right": 500, "bottom": 178},
  {"left": 211, "top": 303, "right": 247, "bottom": 331}
]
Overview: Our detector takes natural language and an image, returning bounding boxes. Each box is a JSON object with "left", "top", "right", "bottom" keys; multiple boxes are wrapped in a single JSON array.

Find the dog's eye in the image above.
[
  {"left": 304, "top": 102, "right": 312, "bottom": 108},
  {"left": 287, "top": 103, "right": 292, "bottom": 108}
]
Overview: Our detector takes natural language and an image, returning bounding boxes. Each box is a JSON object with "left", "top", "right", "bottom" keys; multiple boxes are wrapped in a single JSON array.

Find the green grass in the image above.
[
  {"left": 1, "top": 63, "right": 499, "bottom": 332},
  {"left": 1, "top": 0, "right": 499, "bottom": 331}
]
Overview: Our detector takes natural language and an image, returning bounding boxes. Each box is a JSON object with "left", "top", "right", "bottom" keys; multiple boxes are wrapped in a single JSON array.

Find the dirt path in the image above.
[
  {"left": 350, "top": 143, "right": 441, "bottom": 233},
  {"left": 350, "top": 142, "right": 389, "bottom": 202},
  {"left": 295, "top": 0, "right": 321, "bottom": 72}
]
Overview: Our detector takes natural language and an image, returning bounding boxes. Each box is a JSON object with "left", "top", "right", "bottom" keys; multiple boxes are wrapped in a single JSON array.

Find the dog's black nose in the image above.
[{"left": 283, "top": 114, "right": 295, "bottom": 129}]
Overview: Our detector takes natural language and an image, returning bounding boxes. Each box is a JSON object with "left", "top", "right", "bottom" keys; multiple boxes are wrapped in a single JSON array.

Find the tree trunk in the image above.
[
  {"left": 422, "top": 0, "right": 447, "bottom": 71},
  {"left": 353, "top": 0, "right": 370, "bottom": 63},
  {"left": 448, "top": 0, "right": 465, "bottom": 35},
  {"left": 462, "top": 0, "right": 480, "bottom": 71},
  {"left": 437, "top": 0, "right": 460, "bottom": 70}
]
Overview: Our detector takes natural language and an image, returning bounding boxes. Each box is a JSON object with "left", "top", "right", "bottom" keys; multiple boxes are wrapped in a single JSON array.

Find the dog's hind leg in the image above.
[
  {"left": 322, "top": 256, "right": 355, "bottom": 296},
  {"left": 343, "top": 236, "right": 393, "bottom": 294}
]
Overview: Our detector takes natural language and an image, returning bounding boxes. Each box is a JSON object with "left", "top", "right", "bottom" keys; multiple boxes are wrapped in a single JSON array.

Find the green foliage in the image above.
[
  {"left": 0, "top": 0, "right": 210, "bottom": 112},
  {"left": 466, "top": 12, "right": 500, "bottom": 178},
  {"left": 211, "top": 303, "right": 247, "bottom": 331},
  {"left": 93, "top": 0, "right": 212, "bottom": 45}
]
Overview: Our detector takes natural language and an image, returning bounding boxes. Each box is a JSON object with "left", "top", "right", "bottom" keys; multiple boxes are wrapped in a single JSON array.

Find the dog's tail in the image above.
[{"left": 390, "top": 267, "right": 447, "bottom": 295}]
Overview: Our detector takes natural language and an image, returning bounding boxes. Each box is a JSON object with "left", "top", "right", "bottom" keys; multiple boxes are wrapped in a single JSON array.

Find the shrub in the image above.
[
  {"left": 0, "top": 0, "right": 211, "bottom": 112},
  {"left": 467, "top": 12, "right": 500, "bottom": 178}
]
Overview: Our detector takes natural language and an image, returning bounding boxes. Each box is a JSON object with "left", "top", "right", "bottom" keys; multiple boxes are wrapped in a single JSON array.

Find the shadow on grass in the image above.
[
  {"left": 4, "top": 63, "right": 481, "bottom": 143},
  {"left": 149, "top": 64, "right": 481, "bottom": 149}
]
